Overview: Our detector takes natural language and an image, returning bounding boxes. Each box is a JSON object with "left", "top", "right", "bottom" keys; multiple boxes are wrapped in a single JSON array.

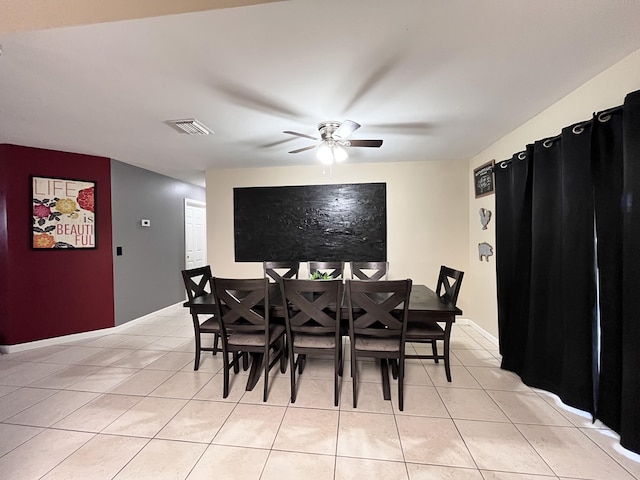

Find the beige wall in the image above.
[
  {"left": 205, "top": 47, "right": 640, "bottom": 339},
  {"left": 205, "top": 159, "right": 470, "bottom": 305},
  {"left": 466, "top": 47, "right": 640, "bottom": 338}
]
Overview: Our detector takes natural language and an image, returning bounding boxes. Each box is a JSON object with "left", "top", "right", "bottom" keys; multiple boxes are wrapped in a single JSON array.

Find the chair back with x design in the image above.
[
  {"left": 347, "top": 279, "right": 411, "bottom": 338},
  {"left": 350, "top": 261, "right": 389, "bottom": 281},
  {"left": 436, "top": 266, "right": 464, "bottom": 306},
  {"left": 213, "top": 277, "right": 269, "bottom": 334},
  {"left": 263, "top": 261, "right": 300, "bottom": 284},
  {"left": 283, "top": 279, "right": 343, "bottom": 334},
  {"left": 182, "top": 265, "right": 213, "bottom": 302},
  {"left": 308, "top": 261, "right": 344, "bottom": 279}
]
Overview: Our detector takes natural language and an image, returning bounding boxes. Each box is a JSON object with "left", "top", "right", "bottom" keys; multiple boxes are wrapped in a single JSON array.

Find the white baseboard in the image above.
[
  {"left": 0, "top": 302, "right": 184, "bottom": 354},
  {"left": 456, "top": 317, "right": 499, "bottom": 347}
]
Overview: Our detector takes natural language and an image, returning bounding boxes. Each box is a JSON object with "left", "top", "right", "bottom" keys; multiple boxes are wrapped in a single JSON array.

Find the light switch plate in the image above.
[{"left": 141, "top": 219, "right": 151, "bottom": 227}]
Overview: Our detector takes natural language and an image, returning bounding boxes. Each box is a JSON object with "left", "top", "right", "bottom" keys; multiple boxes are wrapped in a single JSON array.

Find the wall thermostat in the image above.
[{"left": 141, "top": 219, "right": 151, "bottom": 227}]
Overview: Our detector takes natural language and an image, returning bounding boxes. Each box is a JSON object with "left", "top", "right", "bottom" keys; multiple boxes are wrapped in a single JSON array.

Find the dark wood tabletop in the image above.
[{"left": 184, "top": 283, "right": 462, "bottom": 318}]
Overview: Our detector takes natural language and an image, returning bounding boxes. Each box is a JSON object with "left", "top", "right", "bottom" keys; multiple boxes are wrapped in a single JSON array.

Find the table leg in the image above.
[
  {"left": 380, "top": 359, "right": 391, "bottom": 400},
  {"left": 245, "top": 353, "right": 264, "bottom": 391},
  {"left": 389, "top": 359, "right": 398, "bottom": 379}
]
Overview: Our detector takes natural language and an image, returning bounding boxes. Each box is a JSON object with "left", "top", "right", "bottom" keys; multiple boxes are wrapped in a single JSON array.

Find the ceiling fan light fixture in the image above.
[
  {"left": 333, "top": 145, "right": 348, "bottom": 162},
  {"left": 317, "top": 142, "right": 333, "bottom": 164},
  {"left": 317, "top": 141, "right": 348, "bottom": 164}
]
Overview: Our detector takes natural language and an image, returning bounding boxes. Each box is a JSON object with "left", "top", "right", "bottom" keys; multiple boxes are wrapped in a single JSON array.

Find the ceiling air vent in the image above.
[{"left": 167, "top": 118, "right": 213, "bottom": 135}]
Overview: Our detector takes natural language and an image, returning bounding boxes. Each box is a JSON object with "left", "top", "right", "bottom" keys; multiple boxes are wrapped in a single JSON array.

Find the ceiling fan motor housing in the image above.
[{"left": 318, "top": 121, "right": 341, "bottom": 140}]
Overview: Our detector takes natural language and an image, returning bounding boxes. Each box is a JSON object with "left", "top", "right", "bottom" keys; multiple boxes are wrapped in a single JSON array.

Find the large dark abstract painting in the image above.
[{"left": 234, "top": 183, "right": 386, "bottom": 262}]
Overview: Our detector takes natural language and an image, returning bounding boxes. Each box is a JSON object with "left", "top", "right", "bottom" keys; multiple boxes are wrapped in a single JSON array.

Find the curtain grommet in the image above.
[{"left": 598, "top": 112, "right": 612, "bottom": 123}]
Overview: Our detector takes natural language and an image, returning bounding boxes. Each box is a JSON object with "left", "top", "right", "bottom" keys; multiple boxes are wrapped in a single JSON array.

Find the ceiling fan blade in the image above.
[
  {"left": 346, "top": 139, "right": 383, "bottom": 148},
  {"left": 257, "top": 137, "right": 298, "bottom": 149},
  {"left": 368, "top": 122, "right": 433, "bottom": 134},
  {"left": 288, "top": 145, "right": 317, "bottom": 154},
  {"left": 216, "top": 82, "right": 303, "bottom": 119},
  {"left": 333, "top": 120, "right": 361, "bottom": 140},
  {"left": 342, "top": 54, "right": 403, "bottom": 112},
  {"left": 283, "top": 130, "right": 318, "bottom": 141}
]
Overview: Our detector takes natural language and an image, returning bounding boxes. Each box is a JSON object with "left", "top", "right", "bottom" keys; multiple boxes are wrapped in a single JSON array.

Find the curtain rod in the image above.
[{"left": 493, "top": 104, "right": 623, "bottom": 170}]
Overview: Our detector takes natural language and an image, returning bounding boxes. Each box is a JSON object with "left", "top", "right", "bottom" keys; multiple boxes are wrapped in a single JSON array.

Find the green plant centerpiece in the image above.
[{"left": 310, "top": 271, "right": 331, "bottom": 280}]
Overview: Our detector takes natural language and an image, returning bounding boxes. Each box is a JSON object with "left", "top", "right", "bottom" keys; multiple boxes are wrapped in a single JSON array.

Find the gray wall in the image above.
[{"left": 111, "top": 160, "right": 206, "bottom": 325}]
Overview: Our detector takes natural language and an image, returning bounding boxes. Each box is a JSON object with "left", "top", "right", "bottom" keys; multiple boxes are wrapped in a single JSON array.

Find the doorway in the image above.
[{"left": 184, "top": 198, "right": 207, "bottom": 269}]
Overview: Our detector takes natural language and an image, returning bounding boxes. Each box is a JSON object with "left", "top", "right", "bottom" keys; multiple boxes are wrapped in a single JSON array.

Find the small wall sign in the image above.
[
  {"left": 31, "top": 176, "right": 96, "bottom": 249},
  {"left": 474, "top": 160, "right": 495, "bottom": 198}
]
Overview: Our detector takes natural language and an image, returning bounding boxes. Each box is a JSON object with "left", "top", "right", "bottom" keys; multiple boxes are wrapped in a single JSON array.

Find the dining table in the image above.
[{"left": 183, "top": 282, "right": 462, "bottom": 399}]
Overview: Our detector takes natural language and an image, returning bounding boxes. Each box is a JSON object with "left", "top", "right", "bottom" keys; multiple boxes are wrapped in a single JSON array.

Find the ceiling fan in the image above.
[{"left": 283, "top": 120, "right": 383, "bottom": 164}]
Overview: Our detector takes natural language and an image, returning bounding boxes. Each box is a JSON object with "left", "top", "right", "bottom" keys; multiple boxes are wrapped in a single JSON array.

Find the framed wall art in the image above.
[
  {"left": 31, "top": 176, "right": 96, "bottom": 249},
  {"left": 234, "top": 182, "right": 387, "bottom": 262},
  {"left": 474, "top": 160, "right": 495, "bottom": 198}
]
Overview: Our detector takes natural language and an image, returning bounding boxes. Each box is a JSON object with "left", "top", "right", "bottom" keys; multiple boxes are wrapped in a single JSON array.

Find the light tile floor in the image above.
[{"left": 1, "top": 307, "right": 639, "bottom": 480}]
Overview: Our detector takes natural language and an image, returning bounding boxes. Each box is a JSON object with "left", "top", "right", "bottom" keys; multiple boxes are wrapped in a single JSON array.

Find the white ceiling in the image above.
[{"left": 2, "top": 0, "right": 640, "bottom": 187}]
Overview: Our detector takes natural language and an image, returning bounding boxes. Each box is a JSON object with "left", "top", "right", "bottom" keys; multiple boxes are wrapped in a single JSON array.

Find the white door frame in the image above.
[{"left": 184, "top": 198, "right": 207, "bottom": 269}]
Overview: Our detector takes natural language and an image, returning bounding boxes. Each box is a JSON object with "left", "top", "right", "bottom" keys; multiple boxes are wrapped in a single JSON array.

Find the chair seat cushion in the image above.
[
  {"left": 199, "top": 317, "right": 220, "bottom": 333},
  {"left": 228, "top": 324, "right": 285, "bottom": 347},
  {"left": 406, "top": 322, "right": 444, "bottom": 338},
  {"left": 293, "top": 333, "right": 336, "bottom": 349},
  {"left": 355, "top": 336, "right": 400, "bottom": 352}
]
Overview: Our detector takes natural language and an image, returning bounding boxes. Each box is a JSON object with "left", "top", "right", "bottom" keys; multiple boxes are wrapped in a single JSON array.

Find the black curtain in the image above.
[
  {"left": 621, "top": 90, "right": 640, "bottom": 454},
  {"left": 496, "top": 125, "right": 596, "bottom": 415},
  {"left": 558, "top": 123, "right": 598, "bottom": 413},
  {"left": 495, "top": 89, "right": 640, "bottom": 452},
  {"left": 592, "top": 108, "right": 624, "bottom": 431},
  {"left": 494, "top": 149, "right": 532, "bottom": 373}
]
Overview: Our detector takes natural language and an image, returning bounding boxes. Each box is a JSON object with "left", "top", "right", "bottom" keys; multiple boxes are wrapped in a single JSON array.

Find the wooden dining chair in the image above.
[
  {"left": 350, "top": 261, "right": 389, "bottom": 281},
  {"left": 281, "top": 278, "right": 344, "bottom": 406},
  {"left": 181, "top": 266, "right": 220, "bottom": 371},
  {"left": 346, "top": 278, "right": 412, "bottom": 411},
  {"left": 405, "top": 265, "right": 464, "bottom": 382},
  {"left": 212, "top": 277, "right": 287, "bottom": 401},
  {"left": 263, "top": 261, "right": 299, "bottom": 284},
  {"left": 308, "top": 261, "right": 344, "bottom": 279}
]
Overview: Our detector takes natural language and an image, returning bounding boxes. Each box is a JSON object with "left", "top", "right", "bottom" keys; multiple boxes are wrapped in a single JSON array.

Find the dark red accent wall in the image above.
[{"left": 0, "top": 144, "right": 114, "bottom": 345}]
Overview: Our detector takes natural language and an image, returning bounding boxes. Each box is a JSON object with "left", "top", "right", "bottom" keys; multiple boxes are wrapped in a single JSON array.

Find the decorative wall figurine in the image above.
[
  {"left": 479, "top": 208, "right": 492, "bottom": 230},
  {"left": 478, "top": 242, "right": 494, "bottom": 262}
]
